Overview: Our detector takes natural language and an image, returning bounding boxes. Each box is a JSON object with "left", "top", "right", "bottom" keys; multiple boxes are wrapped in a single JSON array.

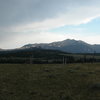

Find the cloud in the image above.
[
  {"left": 0, "top": 0, "right": 100, "bottom": 48},
  {"left": 0, "top": 0, "right": 68, "bottom": 27},
  {"left": 0, "top": 0, "right": 100, "bottom": 28}
]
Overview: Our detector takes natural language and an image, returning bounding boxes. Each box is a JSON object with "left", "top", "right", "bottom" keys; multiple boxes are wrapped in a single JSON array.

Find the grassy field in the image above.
[{"left": 0, "top": 63, "right": 100, "bottom": 100}]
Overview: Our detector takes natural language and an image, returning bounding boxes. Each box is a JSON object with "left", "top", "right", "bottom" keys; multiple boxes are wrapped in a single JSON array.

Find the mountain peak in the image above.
[
  {"left": 1, "top": 39, "right": 100, "bottom": 53},
  {"left": 21, "top": 39, "right": 95, "bottom": 53},
  {"left": 63, "top": 39, "right": 87, "bottom": 43}
]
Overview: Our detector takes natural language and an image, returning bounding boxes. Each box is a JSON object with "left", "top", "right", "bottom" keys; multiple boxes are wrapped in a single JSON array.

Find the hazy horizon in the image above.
[{"left": 0, "top": 0, "right": 100, "bottom": 49}]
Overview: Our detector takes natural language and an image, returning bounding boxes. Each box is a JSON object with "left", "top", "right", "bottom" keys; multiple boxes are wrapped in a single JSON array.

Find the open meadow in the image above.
[{"left": 0, "top": 63, "right": 100, "bottom": 100}]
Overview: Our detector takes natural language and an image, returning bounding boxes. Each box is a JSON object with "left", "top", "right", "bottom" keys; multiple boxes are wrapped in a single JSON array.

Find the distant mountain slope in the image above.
[
  {"left": 0, "top": 47, "right": 67, "bottom": 59},
  {"left": 22, "top": 39, "right": 96, "bottom": 53},
  {"left": 92, "top": 45, "right": 100, "bottom": 53},
  {"left": 1, "top": 39, "right": 100, "bottom": 53},
  {"left": 0, "top": 49, "right": 3, "bottom": 51}
]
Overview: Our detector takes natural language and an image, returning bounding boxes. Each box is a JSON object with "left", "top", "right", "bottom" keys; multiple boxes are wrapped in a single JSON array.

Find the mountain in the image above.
[
  {"left": 0, "top": 48, "right": 3, "bottom": 51},
  {"left": 0, "top": 47, "right": 66, "bottom": 58},
  {"left": 22, "top": 39, "right": 97, "bottom": 53},
  {"left": 1, "top": 39, "right": 99, "bottom": 53},
  {"left": 92, "top": 45, "right": 100, "bottom": 53},
  {"left": 0, "top": 47, "right": 68, "bottom": 64}
]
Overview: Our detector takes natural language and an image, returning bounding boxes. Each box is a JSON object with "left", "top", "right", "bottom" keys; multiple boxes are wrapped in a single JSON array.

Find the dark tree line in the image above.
[
  {"left": 0, "top": 48, "right": 100, "bottom": 64},
  {"left": 0, "top": 55, "right": 100, "bottom": 64}
]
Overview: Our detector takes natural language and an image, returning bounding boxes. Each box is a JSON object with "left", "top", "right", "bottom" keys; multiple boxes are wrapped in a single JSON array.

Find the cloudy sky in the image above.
[{"left": 0, "top": 0, "right": 100, "bottom": 49}]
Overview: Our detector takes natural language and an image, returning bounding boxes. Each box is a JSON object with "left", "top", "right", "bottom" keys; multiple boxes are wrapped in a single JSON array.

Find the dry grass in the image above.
[{"left": 0, "top": 63, "right": 100, "bottom": 100}]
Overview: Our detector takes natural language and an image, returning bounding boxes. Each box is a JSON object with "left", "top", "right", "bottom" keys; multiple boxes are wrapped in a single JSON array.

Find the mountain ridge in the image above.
[
  {"left": 21, "top": 39, "right": 100, "bottom": 53},
  {"left": 1, "top": 39, "right": 100, "bottom": 53}
]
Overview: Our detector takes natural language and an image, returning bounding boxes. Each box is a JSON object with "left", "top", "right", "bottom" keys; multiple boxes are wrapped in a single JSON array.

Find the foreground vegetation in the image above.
[{"left": 0, "top": 63, "right": 100, "bottom": 100}]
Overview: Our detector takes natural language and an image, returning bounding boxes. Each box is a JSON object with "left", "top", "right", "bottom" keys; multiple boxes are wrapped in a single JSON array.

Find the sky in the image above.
[{"left": 0, "top": 0, "right": 100, "bottom": 49}]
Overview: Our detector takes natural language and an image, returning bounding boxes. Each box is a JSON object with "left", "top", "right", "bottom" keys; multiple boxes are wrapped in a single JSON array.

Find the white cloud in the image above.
[
  {"left": 0, "top": 0, "right": 100, "bottom": 48},
  {"left": 0, "top": 0, "right": 100, "bottom": 31},
  {"left": 8, "top": 4, "right": 100, "bottom": 32},
  {"left": 82, "top": 35, "right": 100, "bottom": 44}
]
